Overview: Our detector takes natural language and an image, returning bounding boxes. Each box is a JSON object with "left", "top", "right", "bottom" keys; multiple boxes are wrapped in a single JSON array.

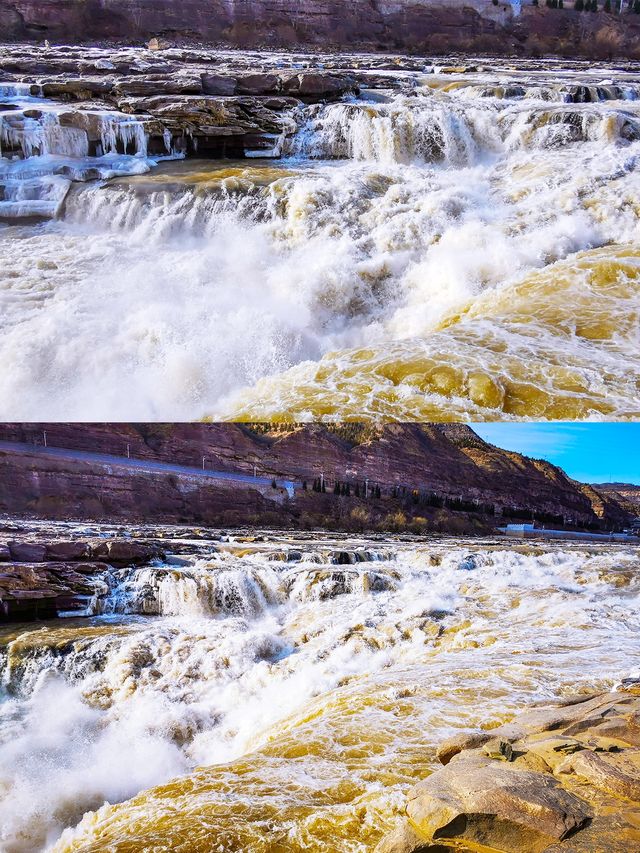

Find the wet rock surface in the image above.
[
  {"left": 0, "top": 531, "right": 164, "bottom": 620},
  {"left": 0, "top": 44, "right": 362, "bottom": 166},
  {"left": 379, "top": 690, "right": 640, "bottom": 853}
]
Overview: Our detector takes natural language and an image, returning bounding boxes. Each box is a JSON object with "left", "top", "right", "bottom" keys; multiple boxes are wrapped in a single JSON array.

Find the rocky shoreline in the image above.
[
  {"left": 378, "top": 688, "right": 640, "bottom": 853},
  {"left": 0, "top": 530, "right": 165, "bottom": 619}
]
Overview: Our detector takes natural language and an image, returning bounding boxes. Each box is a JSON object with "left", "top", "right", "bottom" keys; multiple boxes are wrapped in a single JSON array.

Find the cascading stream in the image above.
[
  {"left": 0, "top": 538, "right": 638, "bottom": 852},
  {"left": 2, "top": 59, "right": 640, "bottom": 420}
]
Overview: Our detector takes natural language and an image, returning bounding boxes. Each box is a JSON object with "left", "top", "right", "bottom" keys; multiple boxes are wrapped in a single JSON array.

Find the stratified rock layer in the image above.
[
  {"left": 2, "top": 2, "right": 640, "bottom": 59},
  {"left": 0, "top": 537, "right": 165, "bottom": 619},
  {"left": 0, "top": 423, "right": 634, "bottom": 530},
  {"left": 379, "top": 690, "right": 640, "bottom": 853}
]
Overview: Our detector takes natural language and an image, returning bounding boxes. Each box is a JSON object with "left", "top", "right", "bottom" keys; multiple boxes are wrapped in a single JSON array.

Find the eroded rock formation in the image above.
[
  {"left": 2, "top": 1, "right": 640, "bottom": 59},
  {"left": 0, "top": 535, "right": 164, "bottom": 619},
  {"left": 0, "top": 423, "right": 634, "bottom": 532},
  {"left": 379, "top": 688, "right": 640, "bottom": 853}
]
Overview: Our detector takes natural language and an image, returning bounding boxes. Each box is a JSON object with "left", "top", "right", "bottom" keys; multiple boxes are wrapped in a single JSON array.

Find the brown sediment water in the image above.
[
  {"left": 0, "top": 532, "right": 638, "bottom": 851},
  {"left": 1, "top": 60, "right": 640, "bottom": 420}
]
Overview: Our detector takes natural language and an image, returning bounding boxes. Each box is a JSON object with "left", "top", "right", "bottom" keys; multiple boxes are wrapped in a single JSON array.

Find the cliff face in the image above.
[
  {"left": 0, "top": 423, "right": 631, "bottom": 529},
  {"left": 2, "top": 0, "right": 640, "bottom": 59},
  {"left": 591, "top": 483, "right": 640, "bottom": 516}
]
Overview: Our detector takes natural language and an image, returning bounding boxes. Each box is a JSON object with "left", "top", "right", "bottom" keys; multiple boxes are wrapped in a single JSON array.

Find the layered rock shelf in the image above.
[
  {"left": 0, "top": 534, "right": 164, "bottom": 619},
  {"left": 378, "top": 689, "right": 640, "bottom": 853},
  {"left": 0, "top": 44, "right": 362, "bottom": 165}
]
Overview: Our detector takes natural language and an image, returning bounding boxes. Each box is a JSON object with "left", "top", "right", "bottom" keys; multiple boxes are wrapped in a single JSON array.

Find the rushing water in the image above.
[
  {"left": 0, "top": 532, "right": 638, "bottom": 851},
  {"left": 1, "top": 58, "right": 640, "bottom": 420}
]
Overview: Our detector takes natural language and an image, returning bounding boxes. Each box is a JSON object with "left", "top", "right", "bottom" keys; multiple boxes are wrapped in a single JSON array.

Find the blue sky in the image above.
[{"left": 471, "top": 423, "right": 640, "bottom": 485}]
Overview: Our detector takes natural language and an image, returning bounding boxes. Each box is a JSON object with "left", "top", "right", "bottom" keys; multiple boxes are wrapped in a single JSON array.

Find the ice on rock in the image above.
[{"left": 0, "top": 86, "right": 153, "bottom": 221}]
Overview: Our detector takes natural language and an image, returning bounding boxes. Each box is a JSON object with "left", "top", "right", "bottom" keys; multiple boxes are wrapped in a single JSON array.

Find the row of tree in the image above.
[
  {"left": 300, "top": 479, "right": 595, "bottom": 529},
  {"left": 533, "top": 0, "right": 638, "bottom": 9},
  {"left": 303, "top": 478, "right": 383, "bottom": 498}
]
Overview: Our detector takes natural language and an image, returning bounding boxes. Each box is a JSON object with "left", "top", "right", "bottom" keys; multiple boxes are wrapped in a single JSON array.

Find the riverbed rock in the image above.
[
  {"left": 44, "top": 540, "right": 92, "bottom": 561},
  {"left": 237, "top": 73, "right": 280, "bottom": 95},
  {"left": 201, "top": 73, "right": 237, "bottom": 96},
  {"left": 559, "top": 749, "right": 640, "bottom": 801},
  {"left": 375, "top": 822, "right": 446, "bottom": 853},
  {"left": 0, "top": 561, "right": 107, "bottom": 619},
  {"left": 436, "top": 731, "right": 493, "bottom": 765},
  {"left": 89, "top": 539, "right": 163, "bottom": 566},
  {"left": 406, "top": 754, "right": 591, "bottom": 852},
  {"left": 8, "top": 541, "right": 47, "bottom": 562},
  {"left": 112, "top": 76, "right": 203, "bottom": 97},
  {"left": 379, "top": 690, "right": 640, "bottom": 853},
  {"left": 282, "top": 72, "right": 357, "bottom": 100}
]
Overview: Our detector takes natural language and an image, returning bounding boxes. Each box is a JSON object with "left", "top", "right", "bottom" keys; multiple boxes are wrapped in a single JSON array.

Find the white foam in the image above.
[
  {"left": 1, "top": 66, "right": 640, "bottom": 417},
  {"left": 1, "top": 542, "right": 638, "bottom": 851}
]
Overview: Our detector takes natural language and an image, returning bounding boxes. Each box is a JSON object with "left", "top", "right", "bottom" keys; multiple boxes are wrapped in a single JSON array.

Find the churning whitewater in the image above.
[
  {"left": 2, "top": 53, "right": 640, "bottom": 419},
  {"left": 0, "top": 530, "right": 638, "bottom": 852}
]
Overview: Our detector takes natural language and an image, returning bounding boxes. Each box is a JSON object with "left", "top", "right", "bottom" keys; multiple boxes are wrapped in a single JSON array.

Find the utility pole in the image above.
[
  {"left": 126, "top": 444, "right": 130, "bottom": 459},
  {"left": 43, "top": 431, "right": 47, "bottom": 448},
  {"left": 365, "top": 478, "right": 369, "bottom": 498},
  {"left": 202, "top": 456, "right": 206, "bottom": 471},
  {"left": 320, "top": 472, "right": 324, "bottom": 490},
  {"left": 254, "top": 464, "right": 257, "bottom": 478}
]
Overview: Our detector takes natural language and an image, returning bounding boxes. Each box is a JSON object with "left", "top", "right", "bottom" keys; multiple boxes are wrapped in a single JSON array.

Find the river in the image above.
[
  {"left": 0, "top": 528, "right": 638, "bottom": 851},
  {"left": 1, "top": 55, "right": 640, "bottom": 420}
]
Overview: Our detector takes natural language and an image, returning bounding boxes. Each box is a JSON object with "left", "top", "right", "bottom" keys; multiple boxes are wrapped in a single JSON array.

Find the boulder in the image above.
[
  {"left": 201, "top": 74, "right": 237, "bottom": 96},
  {"left": 8, "top": 542, "right": 47, "bottom": 562},
  {"left": 38, "top": 78, "right": 114, "bottom": 99},
  {"left": 559, "top": 749, "right": 640, "bottom": 801},
  {"left": 406, "top": 754, "right": 591, "bottom": 853},
  {"left": 44, "top": 541, "right": 91, "bottom": 561},
  {"left": 90, "top": 539, "right": 163, "bottom": 565},
  {"left": 237, "top": 73, "right": 280, "bottom": 95},
  {"left": 380, "top": 691, "right": 640, "bottom": 853},
  {"left": 375, "top": 822, "right": 446, "bottom": 853},
  {"left": 437, "top": 731, "right": 493, "bottom": 765},
  {"left": 147, "top": 38, "right": 173, "bottom": 51},
  {"left": 282, "top": 73, "right": 356, "bottom": 100}
]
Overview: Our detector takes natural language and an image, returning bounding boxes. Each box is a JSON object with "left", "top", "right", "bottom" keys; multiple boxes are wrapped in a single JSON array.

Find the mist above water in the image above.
[
  {"left": 0, "top": 537, "right": 638, "bottom": 851},
  {"left": 1, "top": 62, "right": 640, "bottom": 419}
]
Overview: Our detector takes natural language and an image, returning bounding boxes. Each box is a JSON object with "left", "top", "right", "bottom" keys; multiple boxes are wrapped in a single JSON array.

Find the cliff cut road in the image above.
[{"left": 0, "top": 440, "right": 299, "bottom": 494}]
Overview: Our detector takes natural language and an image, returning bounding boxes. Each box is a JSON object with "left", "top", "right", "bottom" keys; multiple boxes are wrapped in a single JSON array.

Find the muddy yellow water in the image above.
[
  {"left": 226, "top": 245, "right": 640, "bottom": 420},
  {"left": 1, "top": 539, "right": 638, "bottom": 851},
  {"left": 3, "top": 63, "right": 640, "bottom": 419}
]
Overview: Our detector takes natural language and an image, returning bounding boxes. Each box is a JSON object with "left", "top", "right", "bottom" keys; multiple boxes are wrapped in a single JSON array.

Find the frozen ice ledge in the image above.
[{"left": 3, "top": 48, "right": 640, "bottom": 220}]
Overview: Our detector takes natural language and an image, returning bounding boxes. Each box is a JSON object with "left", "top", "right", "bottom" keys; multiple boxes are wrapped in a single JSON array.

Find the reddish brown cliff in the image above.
[
  {"left": 2, "top": 1, "right": 640, "bottom": 59},
  {"left": 0, "top": 423, "right": 632, "bottom": 531}
]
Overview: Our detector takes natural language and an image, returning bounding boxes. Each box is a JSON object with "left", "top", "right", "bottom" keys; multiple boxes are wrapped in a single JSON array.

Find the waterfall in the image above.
[
  {"left": 1, "top": 539, "right": 638, "bottom": 852},
  {"left": 101, "top": 561, "right": 287, "bottom": 617},
  {"left": 292, "top": 97, "right": 640, "bottom": 164}
]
